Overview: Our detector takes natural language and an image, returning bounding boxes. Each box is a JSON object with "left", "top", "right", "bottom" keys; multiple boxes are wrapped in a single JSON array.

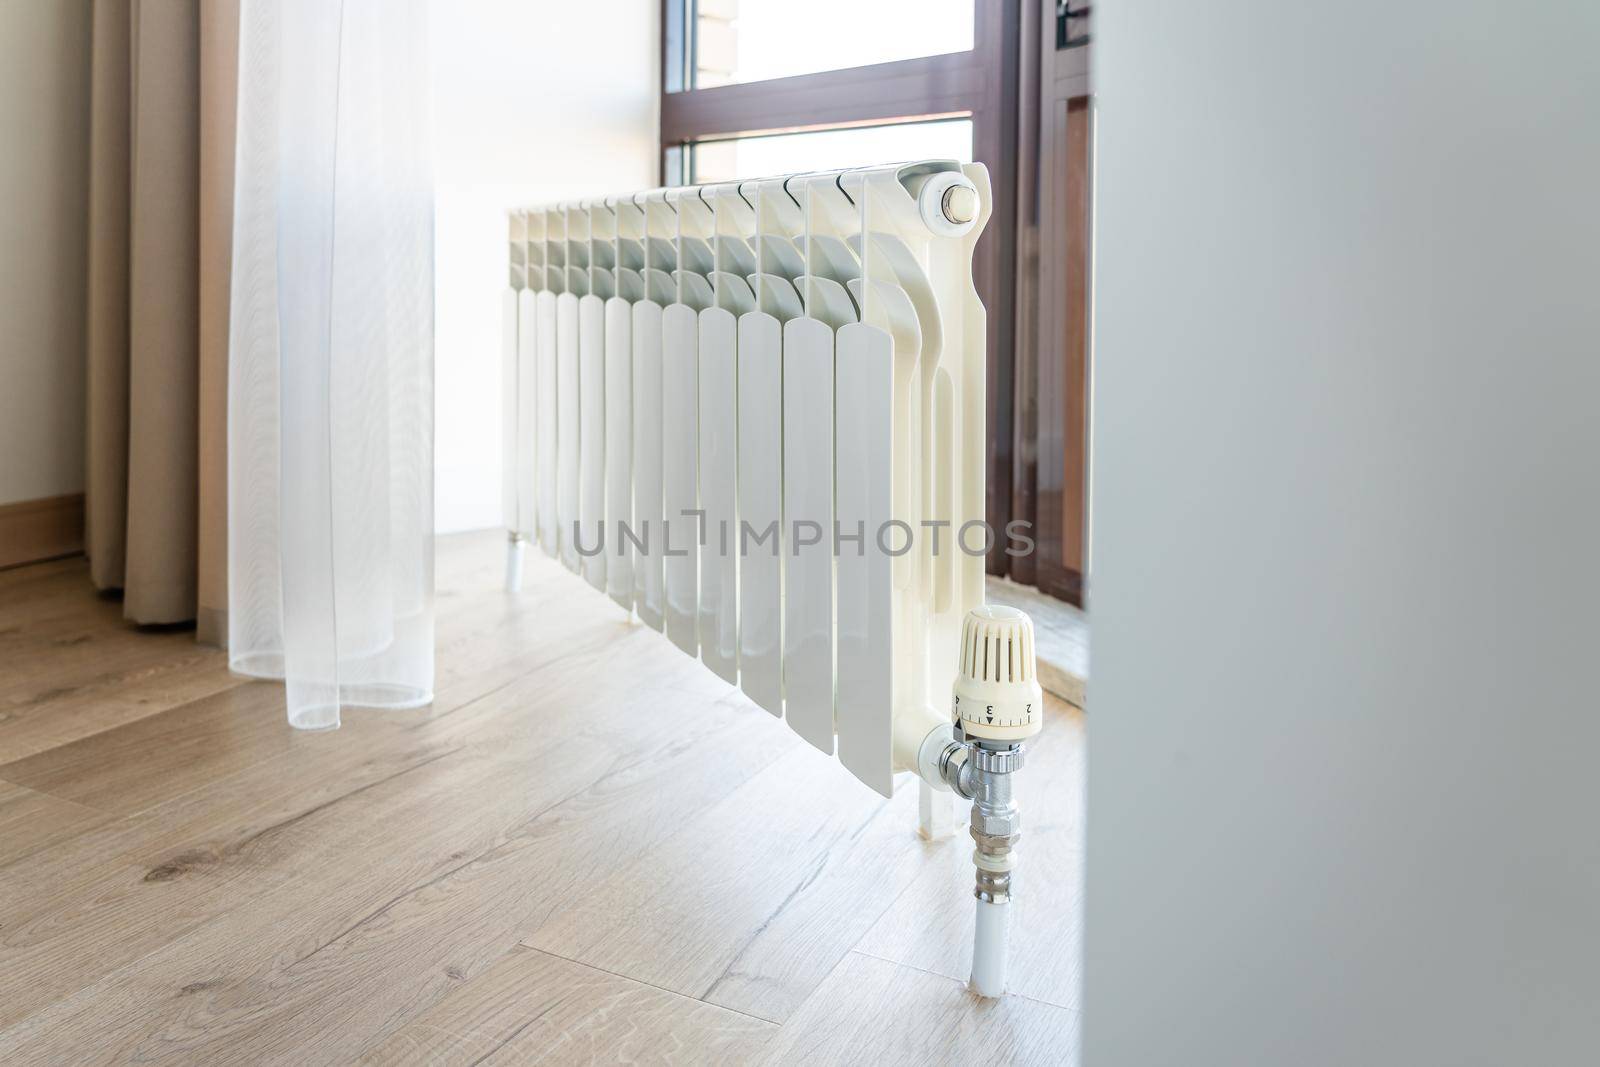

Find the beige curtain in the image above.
[
  {"left": 197, "top": 0, "right": 238, "bottom": 642},
  {"left": 85, "top": 0, "right": 235, "bottom": 637}
]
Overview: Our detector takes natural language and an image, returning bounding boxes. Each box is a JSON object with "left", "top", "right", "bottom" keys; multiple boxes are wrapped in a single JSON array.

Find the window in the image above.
[
  {"left": 660, "top": 0, "right": 1046, "bottom": 589},
  {"left": 688, "top": 0, "right": 975, "bottom": 88}
]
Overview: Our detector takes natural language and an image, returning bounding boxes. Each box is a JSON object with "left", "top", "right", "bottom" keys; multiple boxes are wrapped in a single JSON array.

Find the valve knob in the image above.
[{"left": 953, "top": 605, "right": 1044, "bottom": 742}]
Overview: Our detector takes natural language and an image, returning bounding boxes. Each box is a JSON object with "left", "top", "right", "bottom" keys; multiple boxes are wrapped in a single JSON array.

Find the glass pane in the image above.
[
  {"left": 694, "top": 0, "right": 975, "bottom": 88},
  {"left": 663, "top": 145, "right": 689, "bottom": 187},
  {"left": 691, "top": 119, "right": 973, "bottom": 184}
]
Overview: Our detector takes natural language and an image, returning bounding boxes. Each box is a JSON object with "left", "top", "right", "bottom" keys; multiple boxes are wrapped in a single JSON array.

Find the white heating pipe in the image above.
[
  {"left": 917, "top": 778, "right": 956, "bottom": 841},
  {"left": 505, "top": 534, "right": 525, "bottom": 592},
  {"left": 972, "top": 898, "right": 1010, "bottom": 998}
]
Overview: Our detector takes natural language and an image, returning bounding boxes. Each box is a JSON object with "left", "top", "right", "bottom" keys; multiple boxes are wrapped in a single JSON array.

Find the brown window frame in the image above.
[
  {"left": 658, "top": 0, "right": 1023, "bottom": 579},
  {"left": 1010, "top": 0, "right": 1091, "bottom": 605}
]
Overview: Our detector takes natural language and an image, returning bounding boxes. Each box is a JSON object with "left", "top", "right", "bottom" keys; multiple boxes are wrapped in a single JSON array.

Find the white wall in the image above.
[
  {"left": 1085, "top": 3, "right": 1600, "bottom": 1065},
  {"left": 429, "top": 0, "right": 659, "bottom": 533},
  {"left": 0, "top": 1, "right": 91, "bottom": 505}
]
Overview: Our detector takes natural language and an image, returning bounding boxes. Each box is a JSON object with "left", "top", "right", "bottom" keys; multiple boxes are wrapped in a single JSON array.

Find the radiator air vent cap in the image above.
[{"left": 953, "top": 605, "right": 1044, "bottom": 743}]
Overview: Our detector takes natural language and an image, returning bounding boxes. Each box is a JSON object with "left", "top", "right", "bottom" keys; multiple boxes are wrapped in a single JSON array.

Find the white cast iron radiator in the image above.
[{"left": 501, "top": 161, "right": 1042, "bottom": 998}]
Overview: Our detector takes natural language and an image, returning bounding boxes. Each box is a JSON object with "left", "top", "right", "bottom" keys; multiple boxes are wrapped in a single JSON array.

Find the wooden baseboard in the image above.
[{"left": 0, "top": 493, "right": 85, "bottom": 570}]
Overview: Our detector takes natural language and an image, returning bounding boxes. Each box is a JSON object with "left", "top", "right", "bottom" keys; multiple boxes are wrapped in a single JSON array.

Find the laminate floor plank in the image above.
[
  {"left": 0, "top": 681, "right": 317, "bottom": 813},
  {"left": 525, "top": 739, "right": 955, "bottom": 1024},
  {"left": 0, "top": 557, "right": 104, "bottom": 626},
  {"left": 0, "top": 723, "right": 460, "bottom": 1030},
  {"left": 360, "top": 945, "right": 774, "bottom": 1066},
  {"left": 0, "top": 587, "right": 245, "bottom": 762},
  {"left": 758, "top": 951, "right": 1080, "bottom": 1066},
  {"left": 0, "top": 777, "right": 107, "bottom": 866}
]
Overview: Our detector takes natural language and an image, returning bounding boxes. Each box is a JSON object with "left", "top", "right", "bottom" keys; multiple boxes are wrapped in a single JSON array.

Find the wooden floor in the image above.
[{"left": 0, "top": 531, "right": 1084, "bottom": 1065}]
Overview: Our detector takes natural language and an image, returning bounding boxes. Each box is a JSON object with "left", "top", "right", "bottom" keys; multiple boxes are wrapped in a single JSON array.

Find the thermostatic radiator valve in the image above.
[{"left": 939, "top": 605, "right": 1044, "bottom": 999}]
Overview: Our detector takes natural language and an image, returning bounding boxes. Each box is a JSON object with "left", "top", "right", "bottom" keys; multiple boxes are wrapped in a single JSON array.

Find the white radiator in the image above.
[{"left": 502, "top": 161, "right": 991, "bottom": 799}]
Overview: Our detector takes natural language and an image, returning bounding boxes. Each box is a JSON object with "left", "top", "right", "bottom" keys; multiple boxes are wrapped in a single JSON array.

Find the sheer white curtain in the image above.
[{"left": 228, "top": 0, "right": 435, "bottom": 728}]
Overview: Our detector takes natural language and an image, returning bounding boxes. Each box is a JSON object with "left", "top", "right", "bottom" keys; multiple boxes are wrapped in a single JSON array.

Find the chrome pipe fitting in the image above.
[{"left": 968, "top": 741, "right": 1023, "bottom": 904}]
